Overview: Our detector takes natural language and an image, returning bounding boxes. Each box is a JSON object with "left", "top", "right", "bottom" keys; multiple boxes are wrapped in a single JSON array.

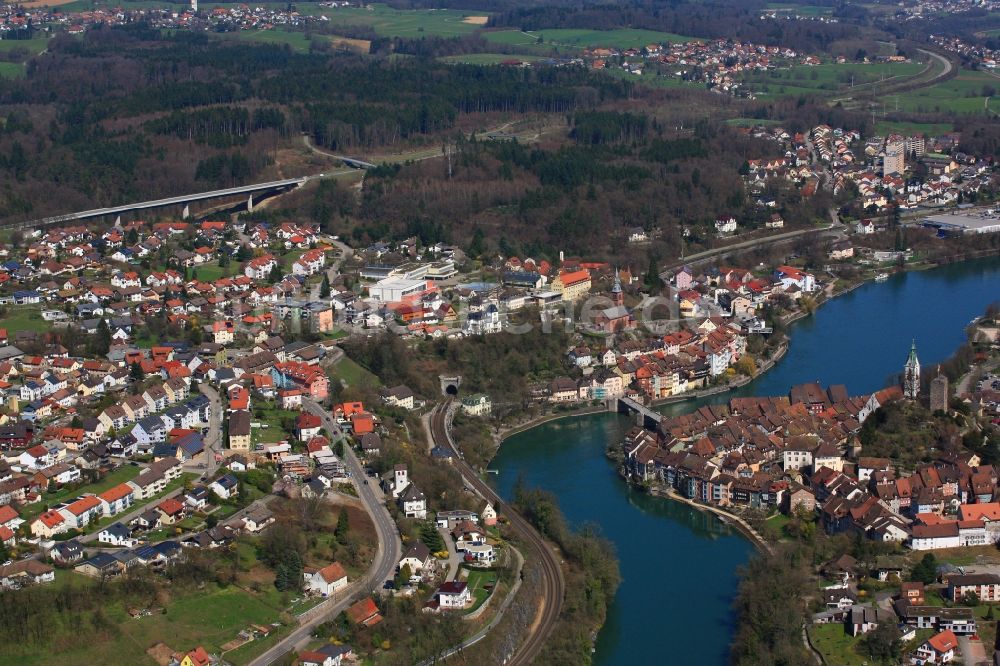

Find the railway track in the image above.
[{"left": 429, "top": 401, "right": 564, "bottom": 665}]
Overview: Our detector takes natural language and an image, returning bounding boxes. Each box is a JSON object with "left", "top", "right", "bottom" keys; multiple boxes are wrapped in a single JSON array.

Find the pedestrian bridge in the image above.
[{"left": 616, "top": 396, "right": 663, "bottom": 429}]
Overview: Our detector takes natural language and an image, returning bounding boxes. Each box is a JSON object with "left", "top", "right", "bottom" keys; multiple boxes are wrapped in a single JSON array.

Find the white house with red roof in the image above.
[
  {"left": 0, "top": 505, "right": 23, "bottom": 532},
  {"left": 97, "top": 483, "right": 135, "bottom": 517},
  {"left": 19, "top": 444, "right": 56, "bottom": 471},
  {"left": 58, "top": 495, "right": 103, "bottom": 530},
  {"left": 31, "top": 510, "right": 66, "bottom": 537},
  {"left": 774, "top": 265, "right": 816, "bottom": 292},
  {"left": 912, "top": 629, "right": 957, "bottom": 664},
  {"left": 295, "top": 412, "right": 323, "bottom": 442},
  {"left": 292, "top": 249, "right": 326, "bottom": 277},
  {"left": 244, "top": 255, "right": 277, "bottom": 280},
  {"left": 303, "top": 561, "right": 348, "bottom": 596}
]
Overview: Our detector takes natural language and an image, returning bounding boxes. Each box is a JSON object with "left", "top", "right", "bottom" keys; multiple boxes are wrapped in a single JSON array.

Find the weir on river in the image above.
[{"left": 490, "top": 256, "right": 1000, "bottom": 666}]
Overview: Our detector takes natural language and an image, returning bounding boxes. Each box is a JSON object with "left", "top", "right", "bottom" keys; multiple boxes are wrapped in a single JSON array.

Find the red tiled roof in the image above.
[
  {"left": 64, "top": 495, "right": 101, "bottom": 515},
  {"left": 318, "top": 562, "right": 347, "bottom": 584},
  {"left": 0, "top": 505, "right": 18, "bottom": 524},
  {"left": 346, "top": 597, "right": 382, "bottom": 625},
  {"left": 927, "top": 630, "right": 958, "bottom": 653},
  {"left": 36, "top": 509, "right": 64, "bottom": 528},
  {"left": 98, "top": 483, "right": 133, "bottom": 503}
]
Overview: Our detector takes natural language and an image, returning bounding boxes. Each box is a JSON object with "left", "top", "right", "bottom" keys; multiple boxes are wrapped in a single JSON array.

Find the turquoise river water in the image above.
[{"left": 489, "top": 257, "right": 1000, "bottom": 665}]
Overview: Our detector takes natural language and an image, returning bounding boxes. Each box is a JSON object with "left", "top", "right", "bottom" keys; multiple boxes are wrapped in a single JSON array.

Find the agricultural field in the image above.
[
  {"left": 0, "top": 61, "right": 25, "bottom": 78},
  {"left": 308, "top": 4, "right": 489, "bottom": 39},
  {"left": 220, "top": 26, "right": 368, "bottom": 56},
  {"left": 877, "top": 69, "right": 1000, "bottom": 115},
  {"left": 0, "top": 37, "right": 50, "bottom": 55},
  {"left": 724, "top": 117, "right": 783, "bottom": 127},
  {"left": 743, "top": 61, "right": 926, "bottom": 98},
  {"left": 874, "top": 120, "right": 954, "bottom": 137},
  {"left": 599, "top": 66, "right": 691, "bottom": 89},
  {"left": 0, "top": 36, "right": 50, "bottom": 77},
  {"left": 439, "top": 53, "right": 550, "bottom": 65},
  {"left": 764, "top": 2, "right": 834, "bottom": 15},
  {"left": 484, "top": 27, "right": 695, "bottom": 51},
  {"left": 325, "top": 34, "right": 371, "bottom": 54}
]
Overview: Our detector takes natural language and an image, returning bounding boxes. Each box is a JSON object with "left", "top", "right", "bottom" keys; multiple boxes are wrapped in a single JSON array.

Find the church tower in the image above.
[
  {"left": 903, "top": 339, "right": 920, "bottom": 399},
  {"left": 611, "top": 268, "right": 624, "bottom": 307}
]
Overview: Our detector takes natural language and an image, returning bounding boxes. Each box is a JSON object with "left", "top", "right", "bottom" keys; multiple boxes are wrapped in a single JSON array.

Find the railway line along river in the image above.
[{"left": 489, "top": 256, "right": 1000, "bottom": 665}]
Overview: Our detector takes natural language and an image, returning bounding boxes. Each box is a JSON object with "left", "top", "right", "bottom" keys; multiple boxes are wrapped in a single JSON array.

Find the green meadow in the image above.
[
  {"left": 485, "top": 27, "right": 696, "bottom": 50},
  {"left": 743, "top": 61, "right": 925, "bottom": 97},
  {"left": 879, "top": 69, "right": 999, "bottom": 115},
  {"left": 439, "top": 53, "right": 550, "bottom": 65}
]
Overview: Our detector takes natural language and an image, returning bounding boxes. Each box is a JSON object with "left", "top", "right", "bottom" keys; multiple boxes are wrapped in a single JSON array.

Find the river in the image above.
[{"left": 489, "top": 256, "right": 1000, "bottom": 665}]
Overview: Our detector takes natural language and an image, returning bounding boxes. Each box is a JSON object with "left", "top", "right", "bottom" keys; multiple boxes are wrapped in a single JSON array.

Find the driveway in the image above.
[
  {"left": 438, "top": 526, "right": 461, "bottom": 582},
  {"left": 958, "top": 634, "right": 986, "bottom": 666},
  {"left": 194, "top": 383, "right": 223, "bottom": 478}
]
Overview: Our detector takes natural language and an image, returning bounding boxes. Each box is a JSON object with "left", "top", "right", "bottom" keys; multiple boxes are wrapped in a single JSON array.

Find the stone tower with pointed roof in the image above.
[
  {"left": 903, "top": 339, "right": 920, "bottom": 400},
  {"left": 611, "top": 268, "right": 624, "bottom": 307}
]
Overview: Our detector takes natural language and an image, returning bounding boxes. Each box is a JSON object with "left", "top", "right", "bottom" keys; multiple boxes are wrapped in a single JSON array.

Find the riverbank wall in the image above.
[{"left": 645, "top": 486, "right": 774, "bottom": 555}]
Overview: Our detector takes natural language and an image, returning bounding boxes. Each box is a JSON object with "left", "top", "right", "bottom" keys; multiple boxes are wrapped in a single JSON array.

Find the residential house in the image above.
[
  {"left": 436, "top": 581, "right": 472, "bottom": 609},
  {"left": 399, "top": 541, "right": 433, "bottom": 575},
  {"left": 303, "top": 562, "right": 348, "bottom": 596},
  {"left": 97, "top": 522, "right": 135, "bottom": 547},
  {"left": 912, "top": 629, "right": 958, "bottom": 665},
  {"left": 228, "top": 410, "right": 251, "bottom": 451}
]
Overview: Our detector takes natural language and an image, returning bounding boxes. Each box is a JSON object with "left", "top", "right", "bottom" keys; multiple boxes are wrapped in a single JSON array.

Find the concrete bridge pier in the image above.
[
  {"left": 181, "top": 203, "right": 190, "bottom": 220},
  {"left": 114, "top": 215, "right": 121, "bottom": 226},
  {"left": 247, "top": 194, "right": 254, "bottom": 212}
]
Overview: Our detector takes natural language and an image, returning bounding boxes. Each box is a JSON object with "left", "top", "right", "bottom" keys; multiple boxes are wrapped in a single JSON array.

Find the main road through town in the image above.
[
  {"left": 247, "top": 399, "right": 400, "bottom": 666},
  {"left": 428, "top": 401, "right": 565, "bottom": 665}
]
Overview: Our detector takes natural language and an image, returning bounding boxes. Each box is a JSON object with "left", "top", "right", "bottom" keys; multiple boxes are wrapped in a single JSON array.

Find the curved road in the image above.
[
  {"left": 247, "top": 399, "right": 401, "bottom": 666},
  {"left": 660, "top": 222, "right": 841, "bottom": 278},
  {"left": 428, "top": 401, "right": 565, "bottom": 666}
]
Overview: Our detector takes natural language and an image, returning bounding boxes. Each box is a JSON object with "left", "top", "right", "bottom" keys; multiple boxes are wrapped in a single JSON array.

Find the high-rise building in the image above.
[
  {"left": 905, "top": 135, "right": 925, "bottom": 158},
  {"left": 883, "top": 134, "right": 906, "bottom": 177},
  {"left": 903, "top": 340, "right": 921, "bottom": 400},
  {"left": 930, "top": 371, "right": 949, "bottom": 413}
]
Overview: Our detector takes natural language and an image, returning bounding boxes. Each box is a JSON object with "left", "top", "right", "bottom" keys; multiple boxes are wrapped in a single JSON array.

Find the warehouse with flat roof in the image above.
[{"left": 922, "top": 211, "right": 1000, "bottom": 235}]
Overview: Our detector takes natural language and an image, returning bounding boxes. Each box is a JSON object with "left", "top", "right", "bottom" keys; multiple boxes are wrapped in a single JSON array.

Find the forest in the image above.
[
  {"left": 512, "top": 482, "right": 621, "bottom": 665},
  {"left": 274, "top": 105, "right": 839, "bottom": 263},
  {"left": 0, "top": 25, "right": 629, "bottom": 223}
]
